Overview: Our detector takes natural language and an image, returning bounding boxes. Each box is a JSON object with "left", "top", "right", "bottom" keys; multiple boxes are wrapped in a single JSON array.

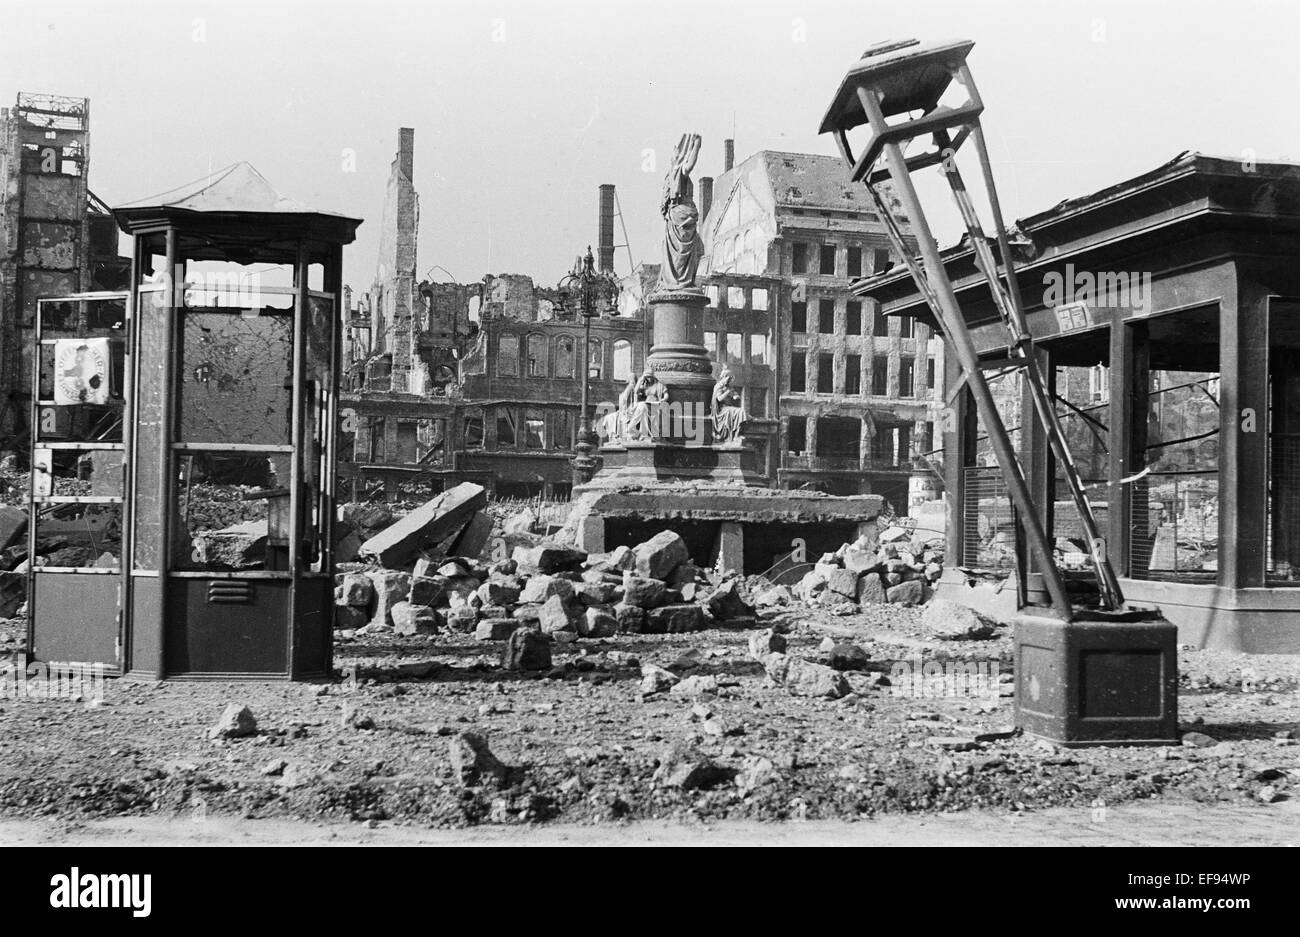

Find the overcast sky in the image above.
[{"left": 4, "top": 0, "right": 1298, "bottom": 294}]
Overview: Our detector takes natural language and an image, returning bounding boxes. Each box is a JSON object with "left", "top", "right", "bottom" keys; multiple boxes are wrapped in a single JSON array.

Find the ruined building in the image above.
[
  {"left": 340, "top": 131, "right": 648, "bottom": 500},
  {"left": 697, "top": 145, "right": 943, "bottom": 505},
  {"left": 0, "top": 93, "right": 129, "bottom": 453}
]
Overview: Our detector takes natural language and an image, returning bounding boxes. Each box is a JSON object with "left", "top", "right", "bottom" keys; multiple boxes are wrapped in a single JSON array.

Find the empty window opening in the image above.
[
  {"left": 818, "top": 299, "right": 835, "bottom": 334},
  {"left": 846, "top": 354, "right": 862, "bottom": 395},
  {"left": 819, "top": 244, "right": 837, "bottom": 275},
  {"left": 816, "top": 416, "right": 860, "bottom": 460}
]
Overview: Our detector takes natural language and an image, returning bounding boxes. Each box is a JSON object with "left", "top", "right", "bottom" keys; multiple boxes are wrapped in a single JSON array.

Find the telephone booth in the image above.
[{"left": 28, "top": 162, "right": 360, "bottom": 679}]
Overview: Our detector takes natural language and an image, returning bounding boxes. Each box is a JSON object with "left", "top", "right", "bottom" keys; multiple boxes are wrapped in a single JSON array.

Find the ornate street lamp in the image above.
[{"left": 557, "top": 246, "right": 621, "bottom": 486}]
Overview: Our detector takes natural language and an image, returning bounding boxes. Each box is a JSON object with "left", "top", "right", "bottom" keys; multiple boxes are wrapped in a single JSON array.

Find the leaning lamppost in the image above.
[{"left": 557, "top": 246, "right": 621, "bottom": 486}]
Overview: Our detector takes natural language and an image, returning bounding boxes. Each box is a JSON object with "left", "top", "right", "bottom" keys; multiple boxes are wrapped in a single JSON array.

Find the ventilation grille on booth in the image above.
[{"left": 207, "top": 581, "right": 254, "bottom": 605}]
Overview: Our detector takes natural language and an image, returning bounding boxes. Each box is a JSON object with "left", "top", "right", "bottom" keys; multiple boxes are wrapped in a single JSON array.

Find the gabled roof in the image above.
[{"left": 758, "top": 151, "right": 863, "bottom": 211}]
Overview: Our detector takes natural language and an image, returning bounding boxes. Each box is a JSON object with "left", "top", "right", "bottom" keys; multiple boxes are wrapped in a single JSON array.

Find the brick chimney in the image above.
[
  {"left": 597, "top": 184, "right": 616, "bottom": 274},
  {"left": 724, "top": 138, "right": 734, "bottom": 173}
]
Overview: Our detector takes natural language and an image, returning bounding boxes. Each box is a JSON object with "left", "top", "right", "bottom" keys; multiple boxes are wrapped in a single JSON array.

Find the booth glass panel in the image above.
[
  {"left": 171, "top": 452, "right": 291, "bottom": 572},
  {"left": 177, "top": 308, "right": 293, "bottom": 446}
]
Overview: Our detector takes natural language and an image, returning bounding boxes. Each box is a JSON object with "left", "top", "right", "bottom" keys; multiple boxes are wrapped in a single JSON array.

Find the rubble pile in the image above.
[
  {"left": 796, "top": 521, "right": 945, "bottom": 611},
  {"left": 334, "top": 485, "right": 763, "bottom": 666}
]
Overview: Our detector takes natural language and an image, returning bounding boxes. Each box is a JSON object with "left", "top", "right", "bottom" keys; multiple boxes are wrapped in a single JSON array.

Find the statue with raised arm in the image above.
[
  {"left": 658, "top": 133, "right": 704, "bottom": 291},
  {"left": 712, "top": 368, "right": 747, "bottom": 444}
]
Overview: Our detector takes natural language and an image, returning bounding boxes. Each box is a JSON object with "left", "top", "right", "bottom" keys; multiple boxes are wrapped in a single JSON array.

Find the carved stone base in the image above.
[
  {"left": 591, "top": 441, "right": 767, "bottom": 487},
  {"left": 646, "top": 288, "right": 714, "bottom": 446}
]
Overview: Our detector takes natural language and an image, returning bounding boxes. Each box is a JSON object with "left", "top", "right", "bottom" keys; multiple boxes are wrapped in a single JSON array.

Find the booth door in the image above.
[{"left": 28, "top": 295, "right": 129, "bottom": 670}]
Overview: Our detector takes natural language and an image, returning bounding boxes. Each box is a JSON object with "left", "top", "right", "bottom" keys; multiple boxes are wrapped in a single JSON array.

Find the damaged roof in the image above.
[
  {"left": 114, "top": 161, "right": 361, "bottom": 242},
  {"left": 759, "top": 151, "right": 868, "bottom": 211}
]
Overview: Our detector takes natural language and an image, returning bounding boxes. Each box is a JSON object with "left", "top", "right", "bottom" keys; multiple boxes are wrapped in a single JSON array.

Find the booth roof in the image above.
[{"left": 112, "top": 161, "right": 362, "bottom": 243}]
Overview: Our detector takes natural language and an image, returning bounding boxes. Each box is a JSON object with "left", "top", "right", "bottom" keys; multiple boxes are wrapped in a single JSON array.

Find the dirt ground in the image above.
[{"left": 0, "top": 604, "right": 1297, "bottom": 836}]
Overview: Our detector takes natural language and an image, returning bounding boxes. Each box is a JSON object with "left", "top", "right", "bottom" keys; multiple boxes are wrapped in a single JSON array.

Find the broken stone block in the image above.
[
  {"left": 501, "top": 627, "right": 552, "bottom": 671},
  {"left": 842, "top": 546, "right": 878, "bottom": 573},
  {"left": 886, "top": 580, "right": 928, "bottom": 606},
  {"left": 653, "top": 744, "right": 731, "bottom": 790},
  {"left": 645, "top": 603, "right": 705, "bottom": 634},
  {"left": 824, "top": 568, "right": 862, "bottom": 601},
  {"left": 338, "top": 572, "right": 374, "bottom": 609},
  {"left": 921, "top": 598, "right": 997, "bottom": 640},
  {"left": 437, "top": 560, "right": 473, "bottom": 578},
  {"left": 857, "top": 573, "right": 887, "bottom": 605},
  {"left": 409, "top": 575, "right": 447, "bottom": 607},
  {"left": 633, "top": 530, "right": 690, "bottom": 581},
  {"left": 578, "top": 606, "right": 618, "bottom": 638},
  {"left": 391, "top": 601, "right": 440, "bottom": 636},
  {"left": 754, "top": 585, "right": 792, "bottom": 607},
  {"left": 478, "top": 604, "right": 508, "bottom": 619},
  {"left": 358, "top": 482, "right": 487, "bottom": 568},
  {"left": 451, "top": 510, "right": 495, "bottom": 559},
  {"left": 538, "top": 595, "right": 578, "bottom": 634},
  {"left": 448, "top": 731, "right": 507, "bottom": 787},
  {"left": 519, "top": 574, "right": 574, "bottom": 604},
  {"left": 828, "top": 643, "right": 870, "bottom": 671},
  {"left": 765, "top": 654, "right": 851, "bottom": 699},
  {"left": 475, "top": 618, "right": 517, "bottom": 641},
  {"left": 512, "top": 604, "right": 542, "bottom": 623},
  {"left": 621, "top": 572, "right": 667, "bottom": 610},
  {"left": 669, "top": 674, "right": 719, "bottom": 698},
  {"left": 704, "top": 579, "right": 756, "bottom": 622},
  {"left": 614, "top": 603, "right": 647, "bottom": 633},
  {"left": 341, "top": 501, "right": 394, "bottom": 534},
  {"left": 208, "top": 704, "right": 257, "bottom": 740},
  {"left": 607, "top": 544, "right": 635, "bottom": 571},
  {"left": 574, "top": 581, "right": 616, "bottom": 606},
  {"left": 0, "top": 505, "right": 28, "bottom": 552},
  {"left": 334, "top": 606, "right": 368, "bottom": 630},
  {"left": 477, "top": 579, "right": 521, "bottom": 606},
  {"left": 748, "top": 628, "right": 787, "bottom": 661},
  {"left": 512, "top": 543, "right": 587, "bottom": 575},
  {"left": 668, "top": 561, "right": 699, "bottom": 589},
  {"left": 195, "top": 519, "right": 267, "bottom": 569},
  {"left": 797, "top": 568, "right": 828, "bottom": 601},
  {"left": 364, "top": 569, "right": 411, "bottom": 630},
  {"left": 444, "top": 606, "right": 479, "bottom": 632},
  {"left": 639, "top": 663, "right": 679, "bottom": 696}
]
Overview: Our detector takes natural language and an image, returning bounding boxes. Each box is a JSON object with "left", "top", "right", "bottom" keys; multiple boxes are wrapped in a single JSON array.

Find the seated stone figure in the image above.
[
  {"left": 625, "top": 367, "right": 670, "bottom": 441},
  {"left": 712, "top": 368, "right": 747, "bottom": 444}
]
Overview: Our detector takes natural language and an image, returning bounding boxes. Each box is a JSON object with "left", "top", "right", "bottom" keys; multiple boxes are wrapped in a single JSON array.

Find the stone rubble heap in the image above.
[
  {"left": 333, "top": 486, "right": 762, "bottom": 674},
  {"left": 796, "top": 520, "right": 945, "bottom": 611}
]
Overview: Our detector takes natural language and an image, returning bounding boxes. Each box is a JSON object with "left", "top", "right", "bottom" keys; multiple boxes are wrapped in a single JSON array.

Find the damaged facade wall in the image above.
[
  {"left": 700, "top": 148, "right": 945, "bottom": 504},
  {"left": 0, "top": 93, "right": 91, "bottom": 450},
  {"left": 0, "top": 93, "right": 128, "bottom": 455},
  {"left": 340, "top": 130, "right": 647, "bottom": 500}
]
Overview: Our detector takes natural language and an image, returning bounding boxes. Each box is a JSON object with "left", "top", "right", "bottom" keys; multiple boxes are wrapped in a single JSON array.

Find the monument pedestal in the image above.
[
  {"left": 595, "top": 439, "right": 766, "bottom": 486},
  {"left": 646, "top": 288, "right": 714, "bottom": 445}
]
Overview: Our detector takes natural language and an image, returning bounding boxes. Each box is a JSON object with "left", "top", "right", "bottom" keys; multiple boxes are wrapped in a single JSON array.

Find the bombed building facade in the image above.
[
  {"left": 340, "top": 135, "right": 945, "bottom": 504},
  {"left": 699, "top": 146, "right": 944, "bottom": 505},
  {"left": 0, "top": 93, "right": 129, "bottom": 454},
  {"left": 340, "top": 131, "right": 648, "bottom": 500}
]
